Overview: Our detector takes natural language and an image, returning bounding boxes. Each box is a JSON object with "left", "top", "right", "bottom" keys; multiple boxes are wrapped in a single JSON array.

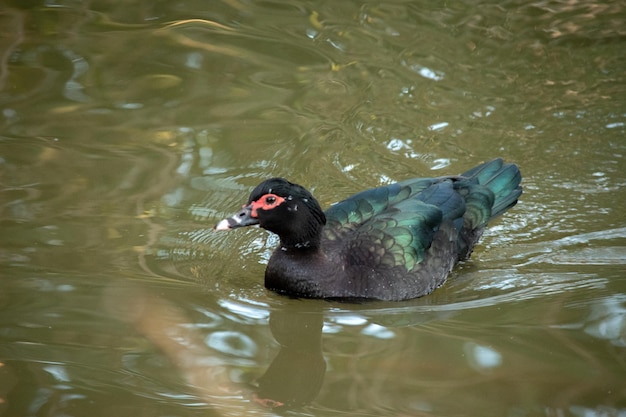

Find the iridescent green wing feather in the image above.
[
  {"left": 345, "top": 200, "right": 443, "bottom": 270},
  {"left": 327, "top": 179, "right": 467, "bottom": 271},
  {"left": 322, "top": 159, "right": 522, "bottom": 273},
  {"left": 324, "top": 178, "right": 437, "bottom": 240},
  {"left": 460, "top": 158, "right": 522, "bottom": 222}
]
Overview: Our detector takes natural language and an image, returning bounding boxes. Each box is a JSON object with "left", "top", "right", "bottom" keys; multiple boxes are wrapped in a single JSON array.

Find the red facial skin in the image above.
[{"left": 250, "top": 194, "right": 285, "bottom": 218}]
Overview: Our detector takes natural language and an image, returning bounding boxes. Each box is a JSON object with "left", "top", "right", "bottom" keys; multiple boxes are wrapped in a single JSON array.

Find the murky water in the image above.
[{"left": 1, "top": 1, "right": 625, "bottom": 416}]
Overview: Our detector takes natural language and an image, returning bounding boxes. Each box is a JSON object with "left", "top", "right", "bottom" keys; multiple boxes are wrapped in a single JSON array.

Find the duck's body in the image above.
[{"left": 215, "top": 158, "right": 522, "bottom": 301}]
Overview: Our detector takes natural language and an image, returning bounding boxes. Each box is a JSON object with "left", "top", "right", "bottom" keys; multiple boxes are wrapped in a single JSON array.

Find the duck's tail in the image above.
[{"left": 462, "top": 158, "right": 523, "bottom": 221}]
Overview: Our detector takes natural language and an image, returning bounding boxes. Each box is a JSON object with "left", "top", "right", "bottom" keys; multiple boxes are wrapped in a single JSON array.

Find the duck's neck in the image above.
[
  {"left": 278, "top": 224, "right": 324, "bottom": 254},
  {"left": 279, "top": 239, "right": 320, "bottom": 253}
]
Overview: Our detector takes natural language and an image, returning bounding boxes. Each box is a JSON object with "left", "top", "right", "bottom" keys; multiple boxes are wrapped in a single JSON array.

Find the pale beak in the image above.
[{"left": 214, "top": 204, "right": 259, "bottom": 230}]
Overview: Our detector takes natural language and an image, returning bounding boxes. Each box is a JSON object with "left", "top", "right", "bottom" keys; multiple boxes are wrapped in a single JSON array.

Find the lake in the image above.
[{"left": 0, "top": 1, "right": 625, "bottom": 416}]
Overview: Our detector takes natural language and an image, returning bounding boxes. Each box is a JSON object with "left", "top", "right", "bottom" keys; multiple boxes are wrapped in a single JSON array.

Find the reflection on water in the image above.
[{"left": 1, "top": 0, "right": 625, "bottom": 416}]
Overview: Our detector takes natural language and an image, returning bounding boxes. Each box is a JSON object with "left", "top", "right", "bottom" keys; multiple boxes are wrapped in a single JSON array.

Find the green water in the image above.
[{"left": 1, "top": 1, "right": 625, "bottom": 416}]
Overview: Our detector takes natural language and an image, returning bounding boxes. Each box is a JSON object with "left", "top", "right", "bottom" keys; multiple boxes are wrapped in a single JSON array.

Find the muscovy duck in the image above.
[{"left": 215, "top": 158, "right": 522, "bottom": 301}]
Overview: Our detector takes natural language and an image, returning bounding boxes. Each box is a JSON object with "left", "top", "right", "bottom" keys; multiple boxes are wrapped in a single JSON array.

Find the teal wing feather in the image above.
[
  {"left": 460, "top": 158, "right": 522, "bottom": 221},
  {"left": 325, "top": 179, "right": 465, "bottom": 272},
  {"left": 452, "top": 181, "right": 494, "bottom": 231},
  {"left": 324, "top": 178, "right": 436, "bottom": 238},
  {"left": 322, "top": 159, "right": 521, "bottom": 272},
  {"left": 346, "top": 200, "right": 443, "bottom": 271}
]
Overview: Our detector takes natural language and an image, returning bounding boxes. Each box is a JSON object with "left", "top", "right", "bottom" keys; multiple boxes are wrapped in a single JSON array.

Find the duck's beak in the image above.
[{"left": 214, "top": 204, "right": 259, "bottom": 230}]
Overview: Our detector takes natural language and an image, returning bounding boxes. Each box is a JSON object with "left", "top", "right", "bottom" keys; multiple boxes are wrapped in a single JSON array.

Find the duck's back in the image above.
[{"left": 319, "top": 158, "right": 522, "bottom": 300}]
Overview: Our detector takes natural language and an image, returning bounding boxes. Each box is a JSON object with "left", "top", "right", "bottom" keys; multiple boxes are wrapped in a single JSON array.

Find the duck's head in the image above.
[{"left": 215, "top": 178, "right": 326, "bottom": 249}]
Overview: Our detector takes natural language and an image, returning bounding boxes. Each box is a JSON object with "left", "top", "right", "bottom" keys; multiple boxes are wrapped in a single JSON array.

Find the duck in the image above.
[{"left": 215, "top": 158, "right": 522, "bottom": 301}]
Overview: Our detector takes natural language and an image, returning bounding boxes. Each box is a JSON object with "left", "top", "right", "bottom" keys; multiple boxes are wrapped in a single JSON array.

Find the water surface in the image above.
[{"left": 1, "top": 1, "right": 625, "bottom": 416}]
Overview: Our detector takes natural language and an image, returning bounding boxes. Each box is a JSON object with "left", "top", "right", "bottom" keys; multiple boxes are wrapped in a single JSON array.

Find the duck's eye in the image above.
[{"left": 251, "top": 194, "right": 285, "bottom": 215}]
